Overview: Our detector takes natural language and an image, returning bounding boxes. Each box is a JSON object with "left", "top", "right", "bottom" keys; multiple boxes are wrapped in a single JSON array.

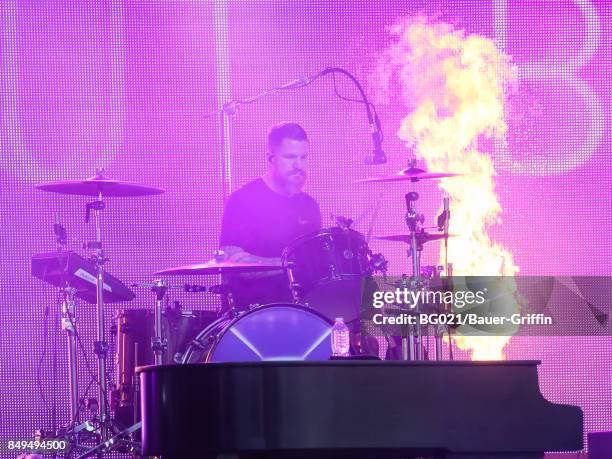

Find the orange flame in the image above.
[{"left": 380, "top": 16, "right": 519, "bottom": 360}]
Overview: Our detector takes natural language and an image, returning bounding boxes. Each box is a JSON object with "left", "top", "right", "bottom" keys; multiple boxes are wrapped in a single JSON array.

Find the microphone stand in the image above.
[{"left": 207, "top": 66, "right": 386, "bottom": 164}]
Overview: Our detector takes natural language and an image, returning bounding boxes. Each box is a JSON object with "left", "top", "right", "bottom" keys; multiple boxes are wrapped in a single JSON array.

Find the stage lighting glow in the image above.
[{"left": 380, "top": 16, "right": 519, "bottom": 360}]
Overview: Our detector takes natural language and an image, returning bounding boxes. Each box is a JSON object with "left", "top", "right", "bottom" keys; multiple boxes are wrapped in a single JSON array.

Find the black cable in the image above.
[
  {"left": 331, "top": 73, "right": 374, "bottom": 108},
  {"left": 330, "top": 72, "right": 384, "bottom": 144},
  {"left": 36, "top": 300, "right": 51, "bottom": 406},
  {"left": 64, "top": 312, "right": 97, "bottom": 429},
  {"left": 68, "top": 313, "right": 113, "bottom": 424},
  {"left": 40, "top": 296, "right": 114, "bottom": 433}
]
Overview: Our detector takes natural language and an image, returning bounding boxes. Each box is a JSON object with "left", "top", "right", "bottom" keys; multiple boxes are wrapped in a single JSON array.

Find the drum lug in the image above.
[{"left": 329, "top": 264, "right": 341, "bottom": 281}]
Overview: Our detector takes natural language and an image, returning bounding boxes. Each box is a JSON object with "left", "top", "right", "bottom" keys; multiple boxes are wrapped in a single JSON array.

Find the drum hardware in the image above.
[
  {"left": 359, "top": 165, "right": 458, "bottom": 361},
  {"left": 32, "top": 242, "right": 135, "bottom": 453},
  {"left": 41, "top": 214, "right": 82, "bottom": 433},
  {"left": 331, "top": 213, "right": 354, "bottom": 230},
  {"left": 370, "top": 253, "right": 389, "bottom": 273},
  {"left": 60, "top": 286, "right": 80, "bottom": 428},
  {"left": 152, "top": 258, "right": 281, "bottom": 319},
  {"left": 83, "top": 172, "right": 114, "bottom": 442},
  {"left": 421, "top": 265, "right": 444, "bottom": 279},
  {"left": 74, "top": 422, "right": 142, "bottom": 459},
  {"left": 150, "top": 280, "right": 168, "bottom": 365},
  {"left": 131, "top": 280, "right": 228, "bottom": 365},
  {"left": 438, "top": 196, "right": 451, "bottom": 277},
  {"left": 35, "top": 169, "right": 164, "bottom": 454}
]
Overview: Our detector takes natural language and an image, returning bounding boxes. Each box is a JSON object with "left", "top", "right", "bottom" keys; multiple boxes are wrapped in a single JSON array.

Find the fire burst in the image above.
[{"left": 378, "top": 16, "right": 519, "bottom": 360}]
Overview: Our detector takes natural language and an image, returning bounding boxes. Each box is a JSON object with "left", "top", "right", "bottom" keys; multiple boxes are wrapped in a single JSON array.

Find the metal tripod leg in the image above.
[{"left": 61, "top": 286, "right": 80, "bottom": 427}]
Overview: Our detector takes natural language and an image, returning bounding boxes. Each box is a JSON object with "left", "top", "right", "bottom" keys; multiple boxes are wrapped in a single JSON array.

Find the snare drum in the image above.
[
  {"left": 181, "top": 304, "right": 333, "bottom": 363},
  {"left": 282, "top": 227, "right": 372, "bottom": 323}
]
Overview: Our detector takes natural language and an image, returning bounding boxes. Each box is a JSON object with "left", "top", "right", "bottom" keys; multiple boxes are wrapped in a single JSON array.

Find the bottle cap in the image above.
[{"left": 335, "top": 317, "right": 344, "bottom": 322}]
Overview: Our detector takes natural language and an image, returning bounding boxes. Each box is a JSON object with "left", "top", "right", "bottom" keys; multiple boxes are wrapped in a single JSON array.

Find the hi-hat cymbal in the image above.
[
  {"left": 153, "top": 261, "right": 282, "bottom": 276},
  {"left": 375, "top": 232, "right": 456, "bottom": 244},
  {"left": 37, "top": 176, "right": 165, "bottom": 197},
  {"left": 356, "top": 166, "right": 460, "bottom": 184}
]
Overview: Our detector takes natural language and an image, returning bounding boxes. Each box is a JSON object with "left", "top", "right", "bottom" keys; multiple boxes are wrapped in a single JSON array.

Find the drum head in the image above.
[
  {"left": 208, "top": 304, "right": 333, "bottom": 362},
  {"left": 301, "top": 278, "right": 363, "bottom": 325},
  {"left": 283, "top": 227, "right": 372, "bottom": 323}
]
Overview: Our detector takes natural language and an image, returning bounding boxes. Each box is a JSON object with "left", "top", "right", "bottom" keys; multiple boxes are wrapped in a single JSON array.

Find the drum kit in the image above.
[{"left": 31, "top": 163, "right": 459, "bottom": 456}]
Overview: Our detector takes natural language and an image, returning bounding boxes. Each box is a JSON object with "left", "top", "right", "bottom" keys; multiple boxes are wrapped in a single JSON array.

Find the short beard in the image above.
[{"left": 278, "top": 172, "right": 306, "bottom": 195}]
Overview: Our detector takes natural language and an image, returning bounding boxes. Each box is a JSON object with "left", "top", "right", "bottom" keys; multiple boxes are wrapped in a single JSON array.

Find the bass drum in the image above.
[{"left": 181, "top": 304, "right": 333, "bottom": 363}]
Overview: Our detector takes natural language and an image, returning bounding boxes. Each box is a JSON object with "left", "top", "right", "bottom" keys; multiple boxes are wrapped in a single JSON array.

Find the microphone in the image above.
[{"left": 364, "top": 112, "right": 387, "bottom": 165}]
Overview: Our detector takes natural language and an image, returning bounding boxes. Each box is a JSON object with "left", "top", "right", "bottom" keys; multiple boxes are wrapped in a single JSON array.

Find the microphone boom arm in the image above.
[{"left": 208, "top": 67, "right": 386, "bottom": 164}]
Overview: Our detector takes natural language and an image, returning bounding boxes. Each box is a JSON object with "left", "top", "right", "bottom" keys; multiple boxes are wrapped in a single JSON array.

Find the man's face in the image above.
[{"left": 269, "top": 138, "right": 309, "bottom": 192}]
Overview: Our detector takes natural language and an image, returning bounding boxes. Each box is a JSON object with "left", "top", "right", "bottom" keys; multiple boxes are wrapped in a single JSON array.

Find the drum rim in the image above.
[
  {"left": 181, "top": 303, "right": 334, "bottom": 364},
  {"left": 282, "top": 227, "right": 368, "bottom": 259}
]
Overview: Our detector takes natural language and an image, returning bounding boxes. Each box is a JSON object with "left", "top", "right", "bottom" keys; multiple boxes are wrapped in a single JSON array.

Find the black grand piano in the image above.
[{"left": 138, "top": 361, "right": 583, "bottom": 458}]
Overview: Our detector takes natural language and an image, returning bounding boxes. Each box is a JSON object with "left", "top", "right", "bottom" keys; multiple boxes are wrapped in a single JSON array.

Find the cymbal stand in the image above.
[
  {"left": 436, "top": 197, "right": 452, "bottom": 361},
  {"left": 404, "top": 192, "right": 426, "bottom": 361},
  {"left": 150, "top": 279, "right": 169, "bottom": 365},
  {"left": 213, "top": 250, "right": 239, "bottom": 317},
  {"left": 83, "top": 188, "right": 144, "bottom": 457},
  {"left": 85, "top": 189, "right": 110, "bottom": 443},
  {"left": 75, "top": 422, "right": 142, "bottom": 459}
]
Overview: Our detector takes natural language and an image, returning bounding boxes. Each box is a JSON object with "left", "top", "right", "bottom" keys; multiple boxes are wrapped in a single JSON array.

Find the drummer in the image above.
[{"left": 219, "top": 123, "right": 321, "bottom": 309}]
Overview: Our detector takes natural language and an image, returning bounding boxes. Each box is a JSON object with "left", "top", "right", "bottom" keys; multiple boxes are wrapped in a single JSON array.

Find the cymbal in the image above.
[
  {"left": 356, "top": 166, "right": 459, "bottom": 184},
  {"left": 375, "top": 232, "right": 456, "bottom": 244},
  {"left": 36, "top": 176, "right": 164, "bottom": 197},
  {"left": 153, "top": 261, "right": 282, "bottom": 276}
]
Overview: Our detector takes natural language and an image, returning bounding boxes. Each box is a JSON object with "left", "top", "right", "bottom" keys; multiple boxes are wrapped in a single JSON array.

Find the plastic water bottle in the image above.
[{"left": 331, "top": 317, "right": 350, "bottom": 357}]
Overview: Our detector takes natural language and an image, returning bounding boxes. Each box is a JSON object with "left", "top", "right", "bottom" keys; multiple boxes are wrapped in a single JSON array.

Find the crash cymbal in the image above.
[
  {"left": 36, "top": 175, "right": 164, "bottom": 197},
  {"left": 356, "top": 166, "right": 460, "bottom": 184},
  {"left": 153, "top": 261, "right": 282, "bottom": 276},
  {"left": 375, "top": 232, "right": 456, "bottom": 244}
]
